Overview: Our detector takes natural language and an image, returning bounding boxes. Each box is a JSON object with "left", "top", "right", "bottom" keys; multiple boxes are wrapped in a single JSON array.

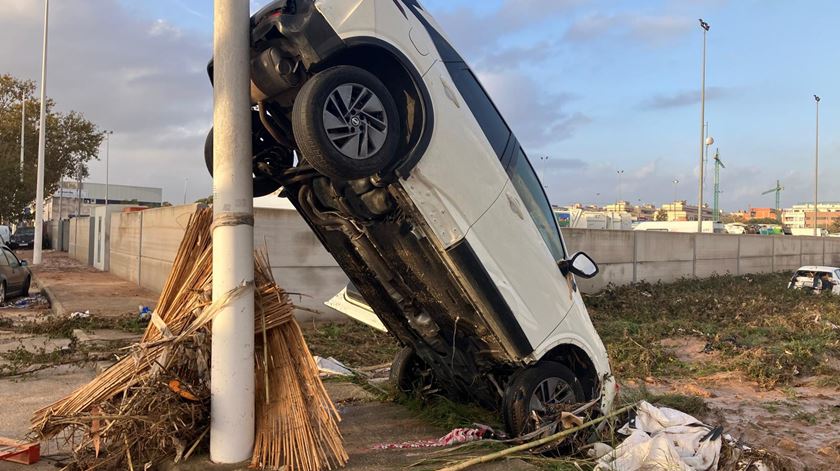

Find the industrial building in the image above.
[
  {"left": 44, "top": 181, "right": 163, "bottom": 220},
  {"left": 782, "top": 203, "right": 840, "bottom": 229}
]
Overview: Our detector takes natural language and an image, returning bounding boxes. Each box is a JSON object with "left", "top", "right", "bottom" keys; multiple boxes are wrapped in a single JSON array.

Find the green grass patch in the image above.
[
  {"left": 301, "top": 321, "right": 399, "bottom": 368},
  {"left": 619, "top": 385, "right": 709, "bottom": 417},
  {"left": 586, "top": 272, "right": 840, "bottom": 387},
  {"left": 397, "top": 393, "right": 500, "bottom": 431}
]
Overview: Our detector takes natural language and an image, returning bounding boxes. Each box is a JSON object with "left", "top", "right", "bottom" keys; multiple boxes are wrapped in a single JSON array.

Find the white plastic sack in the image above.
[{"left": 596, "top": 401, "right": 721, "bottom": 471}]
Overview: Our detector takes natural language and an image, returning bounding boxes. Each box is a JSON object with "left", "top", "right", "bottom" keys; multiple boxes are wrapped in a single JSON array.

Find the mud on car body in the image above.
[{"left": 205, "top": 0, "right": 615, "bottom": 435}]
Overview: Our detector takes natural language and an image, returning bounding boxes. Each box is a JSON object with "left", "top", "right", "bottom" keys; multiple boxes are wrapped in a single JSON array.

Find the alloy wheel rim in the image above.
[
  {"left": 529, "top": 377, "right": 576, "bottom": 413},
  {"left": 322, "top": 83, "right": 388, "bottom": 160}
]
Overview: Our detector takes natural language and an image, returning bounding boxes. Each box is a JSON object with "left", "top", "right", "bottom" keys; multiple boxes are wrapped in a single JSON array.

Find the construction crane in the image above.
[
  {"left": 712, "top": 149, "right": 724, "bottom": 222},
  {"left": 761, "top": 180, "right": 784, "bottom": 220}
]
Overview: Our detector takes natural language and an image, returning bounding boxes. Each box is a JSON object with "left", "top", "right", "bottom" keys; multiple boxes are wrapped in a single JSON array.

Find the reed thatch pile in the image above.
[{"left": 31, "top": 207, "right": 347, "bottom": 471}]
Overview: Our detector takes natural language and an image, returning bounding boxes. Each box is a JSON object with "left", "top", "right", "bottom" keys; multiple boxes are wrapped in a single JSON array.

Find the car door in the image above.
[
  {"left": 0, "top": 248, "right": 24, "bottom": 292},
  {"left": 834, "top": 270, "right": 840, "bottom": 295},
  {"left": 464, "top": 144, "right": 577, "bottom": 350}
]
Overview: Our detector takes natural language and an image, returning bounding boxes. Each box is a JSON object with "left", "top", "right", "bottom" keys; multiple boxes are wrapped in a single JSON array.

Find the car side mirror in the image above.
[
  {"left": 560, "top": 252, "right": 599, "bottom": 279},
  {"left": 20, "top": 260, "right": 27, "bottom": 267}
]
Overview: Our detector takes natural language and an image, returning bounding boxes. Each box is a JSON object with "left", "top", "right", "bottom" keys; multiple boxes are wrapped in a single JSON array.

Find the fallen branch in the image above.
[{"left": 436, "top": 403, "right": 638, "bottom": 471}]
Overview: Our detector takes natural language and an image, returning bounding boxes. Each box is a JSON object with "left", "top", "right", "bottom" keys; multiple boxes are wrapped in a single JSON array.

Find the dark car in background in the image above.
[
  {"left": 0, "top": 244, "right": 31, "bottom": 304},
  {"left": 10, "top": 227, "right": 35, "bottom": 249}
]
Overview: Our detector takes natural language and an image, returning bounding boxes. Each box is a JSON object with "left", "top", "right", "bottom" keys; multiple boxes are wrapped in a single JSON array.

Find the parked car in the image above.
[
  {"left": 10, "top": 226, "right": 35, "bottom": 249},
  {"left": 204, "top": 0, "right": 615, "bottom": 435},
  {"left": 0, "top": 225, "right": 10, "bottom": 246},
  {"left": 0, "top": 244, "right": 31, "bottom": 304},
  {"left": 788, "top": 266, "right": 840, "bottom": 294}
]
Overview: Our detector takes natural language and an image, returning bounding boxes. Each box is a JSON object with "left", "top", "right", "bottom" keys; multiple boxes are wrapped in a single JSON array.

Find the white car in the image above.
[
  {"left": 788, "top": 266, "right": 840, "bottom": 294},
  {"left": 205, "top": 0, "right": 615, "bottom": 434}
]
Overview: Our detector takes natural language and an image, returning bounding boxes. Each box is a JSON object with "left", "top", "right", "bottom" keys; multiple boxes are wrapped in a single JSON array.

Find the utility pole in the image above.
[
  {"left": 672, "top": 179, "right": 679, "bottom": 221},
  {"left": 183, "top": 177, "right": 189, "bottom": 205},
  {"left": 697, "top": 18, "right": 710, "bottom": 232},
  {"left": 19, "top": 92, "right": 25, "bottom": 181},
  {"left": 616, "top": 169, "right": 624, "bottom": 209},
  {"left": 104, "top": 130, "right": 113, "bottom": 205},
  {"left": 210, "top": 0, "right": 255, "bottom": 463},
  {"left": 712, "top": 149, "right": 725, "bottom": 223},
  {"left": 814, "top": 95, "right": 820, "bottom": 236},
  {"left": 33, "top": 0, "right": 50, "bottom": 264}
]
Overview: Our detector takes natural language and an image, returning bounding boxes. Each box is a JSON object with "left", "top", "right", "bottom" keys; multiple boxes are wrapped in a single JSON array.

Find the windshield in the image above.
[
  {"left": 508, "top": 147, "right": 565, "bottom": 262},
  {"left": 15, "top": 227, "right": 34, "bottom": 236}
]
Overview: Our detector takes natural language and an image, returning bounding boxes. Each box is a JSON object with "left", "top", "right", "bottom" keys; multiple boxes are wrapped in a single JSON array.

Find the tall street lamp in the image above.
[
  {"left": 104, "top": 130, "right": 113, "bottom": 205},
  {"left": 814, "top": 94, "right": 820, "bottom": 236},
  {"left": 672, "top": 179, "right": 679, "bottom": 221},
  {"left": 33, "top": 0, "right": 50, "bottom": 265},
  {"left": 616, "top": 170, "right": 624, "bottom": 210},
  {"left": 19, "top": 92, "right": 25, "bottom": 182},
  {"left": 697, "top": 18, "right": 710, "bottom": 232}
]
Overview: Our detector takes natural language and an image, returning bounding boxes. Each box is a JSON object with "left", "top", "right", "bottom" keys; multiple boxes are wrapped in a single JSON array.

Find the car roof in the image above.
[{"left": 795, "top": 266, "right": 840, "bottom": 272}]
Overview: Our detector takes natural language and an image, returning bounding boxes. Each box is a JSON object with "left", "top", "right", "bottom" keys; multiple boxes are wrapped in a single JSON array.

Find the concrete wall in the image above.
[
  {"left": 68, "top": 216, "right": 93, "bottom": 265},
  {"left": 108, "top": 205, "right": 347, "bottom": 321},
  {"left": 564, "top": 228, "right": 840, "bottom": 292}
]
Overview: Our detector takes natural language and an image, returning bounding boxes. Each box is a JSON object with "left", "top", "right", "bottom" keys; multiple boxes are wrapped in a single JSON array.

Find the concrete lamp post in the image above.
[
  {"left": 210, "top": 0, "right": 255, "bottom": 463},
  {"left": 697, "top": 18, "right": 710, "bottom": 233}
]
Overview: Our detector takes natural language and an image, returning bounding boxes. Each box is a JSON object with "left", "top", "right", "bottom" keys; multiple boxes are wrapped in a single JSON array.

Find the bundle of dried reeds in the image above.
[
  {"left": 252, "top": 252, "right": 348, "bottom": 470},
  {"left": 30, "top": 207, "right": 347, "bottom": 471}
]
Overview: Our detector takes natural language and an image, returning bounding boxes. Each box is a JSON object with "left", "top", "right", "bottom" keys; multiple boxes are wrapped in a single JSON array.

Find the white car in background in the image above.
[
  {"left": 788, "top": 266, "right": 840, "bottom": 294},
  {"left": 205, "top": 0, "right": 615, "bottom": 435}
]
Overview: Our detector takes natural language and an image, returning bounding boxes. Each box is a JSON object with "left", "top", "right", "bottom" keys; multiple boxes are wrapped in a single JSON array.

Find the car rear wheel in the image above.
[
  {"left": 203, "top": 120, "right": 288, "bottom": 198},
  {"left": 503, "top": 361, "right": 585, "bottom": 436},
  {"left": 0, "top": 281, "right": 5, "bottom": 305},
  {"left": 292, "top": 65, "right": 401, "bottom": 180},
  {"left": 390, "top": 346, "right": 435, "bottom": 395}
]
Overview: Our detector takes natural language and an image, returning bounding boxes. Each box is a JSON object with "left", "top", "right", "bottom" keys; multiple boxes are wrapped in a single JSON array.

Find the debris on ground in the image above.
[
  {"left": 372, "top": 425, "right": 495, "bottom": 450},
  {"left": 0, "top": 294, "right": 49, "bottom": 310},
  {"left": 137, "top": 305, "right": 151, "bottom": 321},
  {"left": 595, "top": 401, "right": 723, "bottom": 470},
  {"left": 0, "top": 436, "right": 40, "bottom": 464},
  {"left": 315, "top": 355, "right": 354, "bottom": 377},
  {"left": 30, "top": 208, "right": 347, "bottom": 471},
  {"left": 68, "top": 310, "right": 90, "bottom": 319}
]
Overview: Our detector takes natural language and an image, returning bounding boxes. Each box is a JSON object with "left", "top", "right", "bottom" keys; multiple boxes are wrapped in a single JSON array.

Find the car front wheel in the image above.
[
  {"left": 502, "top": 361, "right": 585, "bottom": 436},
  {"left": 292, "top": 65, "right": 401, "bottom": 180}
]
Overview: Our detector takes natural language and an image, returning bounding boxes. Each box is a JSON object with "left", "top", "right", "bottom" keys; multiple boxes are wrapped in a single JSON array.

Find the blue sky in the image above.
[{"left": 3, "top": 0, "right": 838, "bottom": 210}]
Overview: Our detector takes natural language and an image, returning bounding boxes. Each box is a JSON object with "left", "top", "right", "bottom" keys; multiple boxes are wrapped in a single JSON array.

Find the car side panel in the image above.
[
  {"left": 314, "top": 0, "right": 375, "bottom": 40},
  {"left": 398, "top": 60, "right": 510, "bottom": 248},
  {"left": 464, "top": 181, "right": 576, "bottom": 348},
  {"left": 373, "top": 0, "right": 437, "bottom": 76}
]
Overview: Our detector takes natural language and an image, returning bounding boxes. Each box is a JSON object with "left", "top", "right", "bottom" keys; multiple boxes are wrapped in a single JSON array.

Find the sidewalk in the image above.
[{"left": 21, "top": 250, "right": 158, "bottom": 317}]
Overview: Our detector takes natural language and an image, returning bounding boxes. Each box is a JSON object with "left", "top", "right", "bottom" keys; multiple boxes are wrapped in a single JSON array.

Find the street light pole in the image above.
[
  {"left": 104, "top": 130, "right": 113, "bottom": 206},
  {"left": 814, "top": 95, "right": 820, "bottom": 236},
  {"left": 672, "top": 179, "right": 679, "bottom": 221},
  {"left": 697, "top": 18, "right": 710, "bottom": 232},
  {"left": 19, "top": 92, "right": 25, "bottom": 182},
  {"left": 616, "top": 170, "right": 624, "bottom": 209},
  {"left": 33, "top": 0, "right": 50, "bottom": 265},
  {"left": 210, "top": 0, "right": 255, "bottom": 463}
]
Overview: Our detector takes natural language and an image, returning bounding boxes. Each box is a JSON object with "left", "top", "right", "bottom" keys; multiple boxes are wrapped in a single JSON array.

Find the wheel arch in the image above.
[
  {"left": 313, "top": 38, "right": 434, "bottom": 179},
  {"left": 540, "top": 343, "right": 601, "bottom": 402}
]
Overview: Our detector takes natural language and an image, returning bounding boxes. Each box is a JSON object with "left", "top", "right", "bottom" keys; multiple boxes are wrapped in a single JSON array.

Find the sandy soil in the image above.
[{"left": 646, "top": 336, "right": 840, "bottom": 469}]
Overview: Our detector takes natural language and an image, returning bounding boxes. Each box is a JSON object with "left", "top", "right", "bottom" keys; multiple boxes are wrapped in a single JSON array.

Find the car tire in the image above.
[
  {"left": 0, "top": 281, "right": 5, "bottom": 305},
  {"left": 502, "top": 361, "right": 585, "bottom": 436},
  {"left": 203, "top": 127, "right": 283, "bottom": 198},
  {"left": 389, "top": 346, "right": 433, "bottom": 394},
  {"left": 21, "top": 276, "right": 30, "bottom": 297},
  {"left": 292, "top": 65, "right": 401, "bottom": 180}
]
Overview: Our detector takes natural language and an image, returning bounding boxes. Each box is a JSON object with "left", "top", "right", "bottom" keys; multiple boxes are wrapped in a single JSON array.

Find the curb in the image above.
[{"left": 31, "top": 272, "right": 66, "bottom": 318}]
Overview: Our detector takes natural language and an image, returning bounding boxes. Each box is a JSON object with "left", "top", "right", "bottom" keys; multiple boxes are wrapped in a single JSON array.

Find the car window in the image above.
[
  {"left": 15, "top": 227, "right": 34, "bottom": 235},
  {"left": 0, "top": 250, "right": 11, "bottom": 267},
  {"left": 2, "top": 249, "right": 18, "bottom": 267},
  {"left": 445, "top": 62, "right": 511, "bottom": 158},
  {"left": 835, "top": 270, "right": 840, "bottom": 280},
  {"left": 507, "top": 147, "right": 565, "bottom": 262}
]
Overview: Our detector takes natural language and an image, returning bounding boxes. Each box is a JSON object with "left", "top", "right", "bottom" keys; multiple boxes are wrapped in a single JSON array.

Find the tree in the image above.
[
  {"left": 746, "top": 218, "right": 780, "bottom": 225},
  {"left": 655, "top": 209, "right": 669, "bottom": 221},
  {"left": 195, "top": 195, "right": 213, "bottom": 205},
  {"left": 0, "top": 74, "right": 103, "bottom": 224},
  {"left": 829, "top": 219, "right": 840, "bottom": 234}
]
